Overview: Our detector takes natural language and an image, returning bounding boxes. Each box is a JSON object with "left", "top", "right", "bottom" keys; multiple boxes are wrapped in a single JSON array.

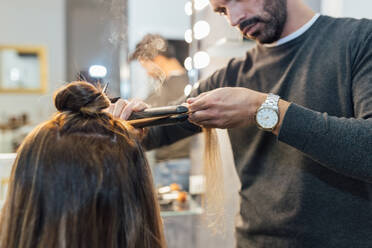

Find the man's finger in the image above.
[
  {"left": 188, "top": 98, "right": 210, "bottom": 113},
  {"left": 193, "top": 119, "right": 221, "bottom": 128},
  {"left": 187, "top": 92, "right": 207, "bottom": 104},
  {"left": 113, "top": 99, "right": 128, "bottom": 118},
  {"left": 189, "top": 118, "right": 216, "bottom": 128},
  {"left": 187, "top": 97, "right": 196, "bottom": 104},
  {"left": 188, "top": 110, "right": 214, "bottom": 123},
  {"left": 120, "top": 99, "right": 147, "bottom": 120},
  {"left": 120, "top": 101, "right": 136, "bottom": 120},
  {"left": 132, "top": 101, "right": 149, "bottom": 112},
  {"left": 105, "top": 103, "right": 115, "bottom": 114}
]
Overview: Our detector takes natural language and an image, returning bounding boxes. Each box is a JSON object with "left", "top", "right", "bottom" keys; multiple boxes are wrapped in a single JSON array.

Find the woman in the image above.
[{"left": 0, "top": 81, "right": 165, "bottom": 248}]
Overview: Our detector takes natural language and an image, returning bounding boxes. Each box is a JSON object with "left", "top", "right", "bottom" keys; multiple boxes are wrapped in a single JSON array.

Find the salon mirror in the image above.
[{"left": 0, "top": 46, "right": 47, "bottom": 93}]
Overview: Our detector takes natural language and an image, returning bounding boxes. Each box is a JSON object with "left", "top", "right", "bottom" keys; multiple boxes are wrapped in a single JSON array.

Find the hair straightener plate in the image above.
[{"left": 102, "top": 82, "right": 189, "bottom": 128}]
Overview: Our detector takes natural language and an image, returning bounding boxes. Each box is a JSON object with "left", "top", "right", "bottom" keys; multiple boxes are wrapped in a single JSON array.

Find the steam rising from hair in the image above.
[
  {"left": 130, "top": 35, "right": 167, "bottom": 61},
  {"left": 130, "top": 34, "right": 173, "bottom": 84},
  {"left": 96, "top": 0, "right": 128, "bottom": 45}
]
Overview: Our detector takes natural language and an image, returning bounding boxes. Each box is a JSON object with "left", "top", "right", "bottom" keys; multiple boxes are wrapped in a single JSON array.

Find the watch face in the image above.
[{"left": 256, "top": 108, "right": 279, "bottom": 129}]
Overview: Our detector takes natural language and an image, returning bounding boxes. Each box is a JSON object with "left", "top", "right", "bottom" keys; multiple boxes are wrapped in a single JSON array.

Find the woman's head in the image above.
[{"left": 0, "top": 81, "right": 165, "bottom": 248}]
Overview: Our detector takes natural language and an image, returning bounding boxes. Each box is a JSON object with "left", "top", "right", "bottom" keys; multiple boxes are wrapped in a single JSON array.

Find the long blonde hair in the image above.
[{"left": 203, "top": 128, "right": 225, "bottom": 233}]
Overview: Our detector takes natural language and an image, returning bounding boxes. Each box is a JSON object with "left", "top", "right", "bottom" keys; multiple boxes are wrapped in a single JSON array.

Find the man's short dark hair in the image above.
[{"left": 129, "top": 34, "right": 176, "bottom": 61}]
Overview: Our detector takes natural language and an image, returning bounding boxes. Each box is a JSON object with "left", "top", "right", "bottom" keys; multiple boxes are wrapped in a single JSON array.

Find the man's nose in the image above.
[{"left": 226, "top": 7, "right": 244, "bottom": 27}]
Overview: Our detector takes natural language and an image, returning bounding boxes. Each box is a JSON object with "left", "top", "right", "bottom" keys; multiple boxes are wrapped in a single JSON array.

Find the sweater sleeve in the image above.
[
  {"left": 278, "top": 30, "right": 372, "bottom": 183},
  {"left": 278, "top": 104, "right": 372, "bottom": 183},
  {"left": 142, "top": 120, "right": 202, "bottom": 150}
]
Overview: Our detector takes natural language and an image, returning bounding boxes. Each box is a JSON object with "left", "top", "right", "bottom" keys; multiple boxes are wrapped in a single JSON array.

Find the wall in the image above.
[
  {"left": 322, "top": 0, "right": 372, "bottom": 18},
  {"left": 66, "top": 0, "right": 126, "bottom": 96},
  {"left": 0, "top": 0, "right": 66, "bottom": 124},
  {"left": 305, "top": 0, "right": 321, "bottom": 13},
  {"left": 342, "top": 0, "right": 372, "bottom": 18}
]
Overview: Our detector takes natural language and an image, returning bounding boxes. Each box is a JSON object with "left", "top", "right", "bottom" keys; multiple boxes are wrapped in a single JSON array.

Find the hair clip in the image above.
[
  {"left": 102, "top": 82, "right": 109, "bottom": 94},
  {"left": 101, "top": 82, "right": 121, "bottom": 103}
]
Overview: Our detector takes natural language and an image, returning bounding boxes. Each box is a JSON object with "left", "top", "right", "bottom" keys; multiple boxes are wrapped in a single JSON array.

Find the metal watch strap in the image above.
[{"left": 261, "top": 93, "right": 280, "bottom": 110}]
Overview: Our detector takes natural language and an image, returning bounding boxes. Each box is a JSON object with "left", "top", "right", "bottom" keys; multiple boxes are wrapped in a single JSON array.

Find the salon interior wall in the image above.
[
  {"left": 0, "top": 0, "right": 66, "bottom": 124},
  {"left": 321, "top": 0, "right": 372, "bottom": 18},
  {"left": 128, "top": 0, "right": 189, "bottom": 100},
  {"left": 66, "top": 0, "right": 125, "bottom": 96}
]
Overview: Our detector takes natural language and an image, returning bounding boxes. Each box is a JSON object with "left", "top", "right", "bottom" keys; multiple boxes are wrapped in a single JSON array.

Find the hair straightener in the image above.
[{"left": 102, "top": 83, "right": 189, "bottom": 128}]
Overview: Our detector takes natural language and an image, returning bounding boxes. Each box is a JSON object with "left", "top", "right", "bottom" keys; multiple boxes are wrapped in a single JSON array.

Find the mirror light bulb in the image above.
[
  {"left": 184, "top": 1, "right": 192, "bottom": 16},
  {"left": 195, "top": 0, "right": 209, "bottom": 10},
  {"left": 184, "top": 84, "right": 193, "bottom": 96},
  {"left": 194, "top": 20, "right": 210, "bottom": 40},
  {"left": 184, "top": 29, "right": 193, "bottom": 43},
  {"left": 193, "top": 51, "right": 210, "bottom": 69},
  {"left": 89, "top": 65, "right": 107, "bottom": 78},
  {"left": 184, "top": 57, "right": 193, "bottom": 71}
]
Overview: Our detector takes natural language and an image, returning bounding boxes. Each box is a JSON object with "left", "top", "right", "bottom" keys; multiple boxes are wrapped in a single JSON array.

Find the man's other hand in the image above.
[
  {"left": 107, "top": 99, "right": 149, "bottom": 120},
  {"left": 187, "top": 87, "right": 266, "bottom": 129},
  {"left": 106, "top": 99, "right": 150, "bottom": 139}
]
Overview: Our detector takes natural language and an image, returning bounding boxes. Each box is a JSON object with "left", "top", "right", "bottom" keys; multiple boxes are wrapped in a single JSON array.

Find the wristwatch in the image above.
[{"left": 255, "top": 93, "right": 280, "bottom": 131}]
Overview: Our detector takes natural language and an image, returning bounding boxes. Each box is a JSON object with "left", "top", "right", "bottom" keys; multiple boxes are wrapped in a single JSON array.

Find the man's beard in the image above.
[{"left": 239, "top": 0, "right": 287, "bottom": 44}]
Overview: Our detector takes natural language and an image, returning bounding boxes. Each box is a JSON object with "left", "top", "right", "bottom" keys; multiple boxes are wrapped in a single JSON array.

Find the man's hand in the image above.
[
  {"left": 107, "top": 99, "right": 149, "bottom": 120},
  {"left": 106, "top": 99, "right": 150, "bottom": 139},
  {"left": 187, "top": 87, "right": 267, "bottom": 129}
]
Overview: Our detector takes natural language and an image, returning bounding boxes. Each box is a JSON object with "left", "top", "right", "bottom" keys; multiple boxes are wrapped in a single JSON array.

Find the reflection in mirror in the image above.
[{"left": 0, "top": 46, "right": 47, "bottom": 93}]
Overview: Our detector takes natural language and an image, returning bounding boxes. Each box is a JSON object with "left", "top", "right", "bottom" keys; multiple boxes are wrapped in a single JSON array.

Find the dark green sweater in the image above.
[{"left": 144, "top": 15, "right": 372, "bottom": 247}]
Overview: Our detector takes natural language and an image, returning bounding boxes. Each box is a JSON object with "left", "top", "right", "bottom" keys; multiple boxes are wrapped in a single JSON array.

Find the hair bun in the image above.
[{"left": 54, "top": 81, "right": 110, "bottom": 114}]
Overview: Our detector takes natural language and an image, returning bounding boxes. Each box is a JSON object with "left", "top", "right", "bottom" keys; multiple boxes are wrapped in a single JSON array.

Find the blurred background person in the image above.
[{"left": 130, "top": 34, "right": 192, "bottom": 191}]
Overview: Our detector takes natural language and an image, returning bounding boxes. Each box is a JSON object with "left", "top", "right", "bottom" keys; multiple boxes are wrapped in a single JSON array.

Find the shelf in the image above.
[{"left": 161, "top": 197, "right": 203, "bottom": 217}]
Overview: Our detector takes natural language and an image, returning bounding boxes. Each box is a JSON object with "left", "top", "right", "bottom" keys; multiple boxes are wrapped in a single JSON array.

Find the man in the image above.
[
  {"left": 111, "top": 0, "right": 372, "bottom": 247},
  {"left": 130, "top": 34, "right": 192, "bottom": 190}
]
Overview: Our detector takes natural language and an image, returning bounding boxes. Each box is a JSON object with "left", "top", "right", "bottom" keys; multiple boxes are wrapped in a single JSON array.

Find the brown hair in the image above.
[
  {"left": 0, "top": 81, "right": 166, "bottom": 248},
  {"left": 129, "top": 34, "right": 176, "bottom": 61}
]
